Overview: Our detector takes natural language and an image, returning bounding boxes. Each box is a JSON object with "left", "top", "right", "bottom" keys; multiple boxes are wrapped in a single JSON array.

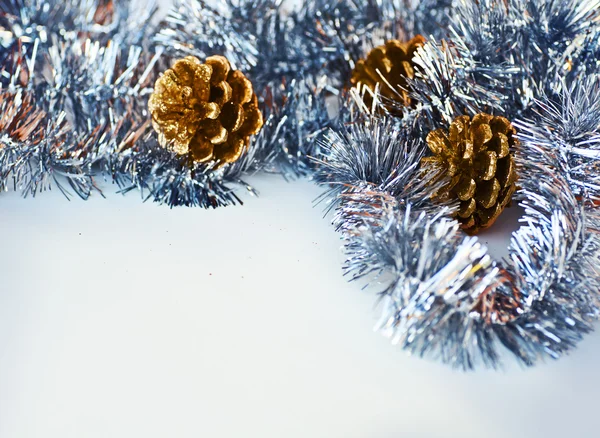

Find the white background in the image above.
[
  {"left": 3, "top": 0, "right": 600, "bottom": 436},
  {"left": 2, "top": 175, "right": 600, "bottom": 438}
]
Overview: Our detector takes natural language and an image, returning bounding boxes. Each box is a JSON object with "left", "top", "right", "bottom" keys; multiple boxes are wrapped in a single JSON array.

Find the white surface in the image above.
[{"left": 1, "top": 175, "right": 600, "bottom": 438}]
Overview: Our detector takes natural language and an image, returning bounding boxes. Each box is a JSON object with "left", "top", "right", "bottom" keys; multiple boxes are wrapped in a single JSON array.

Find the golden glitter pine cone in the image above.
[
  {"left": 422, "top": 113, "right": 519, "bottom": 235},
  {"left": 350, "top": 35, "right": 426, "bottom": 111},
  {"left": 148, "top": 55, "right": 263, "bottom": 165}
]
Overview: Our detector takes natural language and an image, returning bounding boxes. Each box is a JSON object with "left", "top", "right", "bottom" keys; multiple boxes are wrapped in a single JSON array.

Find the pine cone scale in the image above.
[
  {"left": 476, "top": 179, "right": 501, "bottom": 208},
  {"left": 195, "top": 102, "right": 220, "bottom": 120},
  {"left": 425, "top": 130, "right": 449, "bottom": 156},
  {"left": 209, "top": 82, "right": 232, "bottom": 105},
  {"left": 456, "top": 177, "right": 476, "bottom": 201},
  {"left": 205, "top": 55, "right": 230, "bottom": 83},
  {"left": 489, "top": 133, "right": 510, "bottom": 158},
  {"left": 495, "top": 156, "right": 515, "bottom": 187},
  {"left": 240, "top": 98, "right": 263, "bottom": 135},
  {"left": 220, "top": 103, "right": 243, "bottom": 132},
  {"left": 472, "top": 124, "right": 493, "bottom": 150},
  {"left": 199, "top": 119, "right": 227, "bottom": 144},
  {"left": 189, "top": 135, "right": 214, "bottom": 162},
  {"left": 219, "top": 136, "right": 245, "bottom": 162},
  {"left": 459, "top": 199, "right": 477, "bottom": 218},
  {"left": 474, "top": 151, "right": 497, "bottom": 181}
]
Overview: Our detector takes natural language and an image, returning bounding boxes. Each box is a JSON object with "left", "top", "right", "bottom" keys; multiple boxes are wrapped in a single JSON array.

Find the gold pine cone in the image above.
[
  {"left": 422, "top": 113, "right": 519, "bottom": 235},
  {"left": 350, "top": 35, "right": 426, "bottom": 111},
  {"left": 148, "top": 55, "right": 263, "bottom": 165}
]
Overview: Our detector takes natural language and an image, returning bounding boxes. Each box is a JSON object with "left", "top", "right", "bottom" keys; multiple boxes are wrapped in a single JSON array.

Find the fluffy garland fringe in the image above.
[
  {"left": 314, "top": 0, "right": 600, "bottom": 368},
  {"left": 2, "top": 0, "right": 600, "bottom": 368}
]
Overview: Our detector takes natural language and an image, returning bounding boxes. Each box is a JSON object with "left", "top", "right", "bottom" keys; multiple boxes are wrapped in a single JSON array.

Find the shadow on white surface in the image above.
[{"left": 1, "top": 175, "right": 599, "bottom": 438}]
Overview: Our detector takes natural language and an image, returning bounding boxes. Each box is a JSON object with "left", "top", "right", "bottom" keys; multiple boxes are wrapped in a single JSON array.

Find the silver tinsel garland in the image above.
[
  {"left": 2, "top": 0, "right": 600, "bottom": 368},
  {"left": 315, "top": 0, "right": 600, "bottom": 368},
  {"left": 0, "top": 0, "right": 335, "bottom": 204}
]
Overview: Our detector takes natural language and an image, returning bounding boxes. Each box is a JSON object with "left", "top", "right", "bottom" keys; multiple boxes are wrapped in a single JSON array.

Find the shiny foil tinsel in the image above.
[
  {"left": 0, "top": 0, "right": 336, "bottom": 204},
  {"left": 3, "top": 0, "right": 600, "bottom": 369},
  {"left": 315, "top": 0, "right": 600, "bottom": 368}
]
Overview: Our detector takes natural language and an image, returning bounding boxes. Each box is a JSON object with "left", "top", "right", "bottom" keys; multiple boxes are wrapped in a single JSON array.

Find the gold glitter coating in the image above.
[
  {"left": 148, "top": 55, "right": 263, "bottom": 165},
  {"left": 350, "top": 35, "right": 426, "bottom": 111},
  {"left": 422, "top": 113, "right": 519, "bottom": 235}
]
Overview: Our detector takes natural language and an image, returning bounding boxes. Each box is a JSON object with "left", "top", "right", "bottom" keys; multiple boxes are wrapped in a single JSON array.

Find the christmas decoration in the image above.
[
  {"left": 315, "top": 0, "right": 600, "bottom": 370},
  {"left": 3, "top": 0, "right": 600, "bottom": 371},
  {"left": 350, "top": 36, "right": 426, "bottom": 111},
  {"left": 0, "top": 0, "right": 326, "bottom": 206},
  {"left": 148, "top": 55, "right": 263, "bottom": 165},
  {"left": 152, "top": 0, "right": 333, "bottom": 178},
  {"left": 422, "top": 113, "right": 519, "bottom": 234}
]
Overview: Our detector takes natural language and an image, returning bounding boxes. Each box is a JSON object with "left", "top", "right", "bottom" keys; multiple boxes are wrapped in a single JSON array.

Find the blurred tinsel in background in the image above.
[{"left": 2, "top": 0, "right": 600, "bottom": 369}]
